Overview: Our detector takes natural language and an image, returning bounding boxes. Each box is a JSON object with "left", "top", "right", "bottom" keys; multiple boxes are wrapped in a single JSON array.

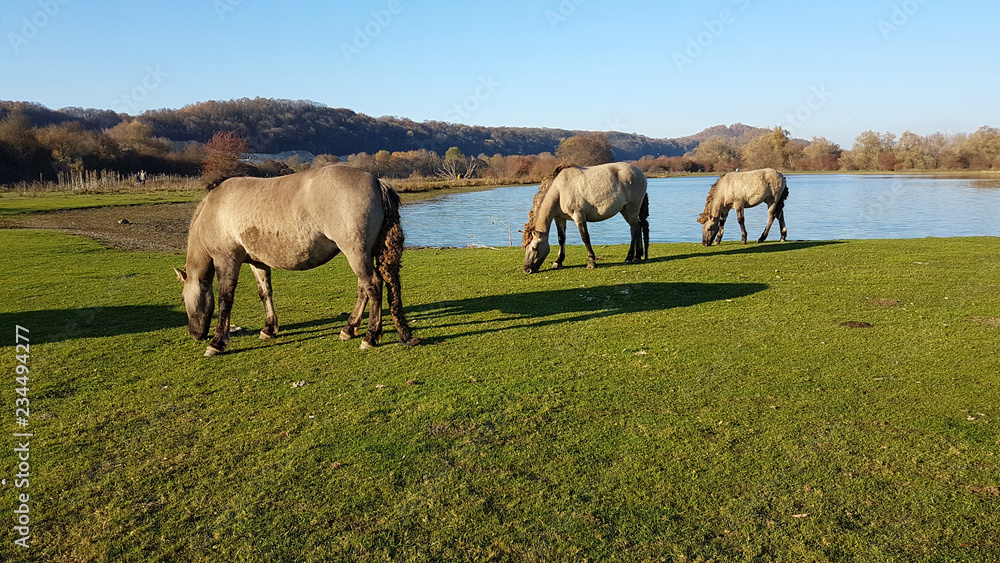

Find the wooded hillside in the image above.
[{"left": 1, "top": 98, "right": 707, "bottom": 161}]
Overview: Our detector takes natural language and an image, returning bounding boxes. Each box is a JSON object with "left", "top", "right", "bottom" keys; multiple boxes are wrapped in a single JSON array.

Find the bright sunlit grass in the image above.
[{"left": 1, "top": 229, "right": 998, "bottom": 561}]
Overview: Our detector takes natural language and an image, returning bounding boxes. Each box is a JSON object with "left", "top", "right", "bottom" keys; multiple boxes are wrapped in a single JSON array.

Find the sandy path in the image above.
[{"left": 1, "top": 202, "right": 198, "bottom": 253}]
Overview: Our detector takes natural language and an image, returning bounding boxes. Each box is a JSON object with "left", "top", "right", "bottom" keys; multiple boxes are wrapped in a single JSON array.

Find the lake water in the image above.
[{"left": 400, "top": 174, "right": 1000, "bottom": 248}]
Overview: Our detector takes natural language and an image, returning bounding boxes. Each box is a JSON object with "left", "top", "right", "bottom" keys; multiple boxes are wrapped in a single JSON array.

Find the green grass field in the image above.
[
  {"left": 1, "top": 228, "right": 998, "bottom": 562},
  {"left": 0, "top": 190, "right": 204, "bottom": 216}
]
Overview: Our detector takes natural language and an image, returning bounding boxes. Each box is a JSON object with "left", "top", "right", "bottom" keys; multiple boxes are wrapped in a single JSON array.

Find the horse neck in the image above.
[
  {"left": 185, "top": 243, "right": 215, "bottom": 284},
  {"left": 532, "top": 189, "right": 561, "bottom": 236},
  {"left": 705, "top": 185, "right": 731, "bottom": 218}
]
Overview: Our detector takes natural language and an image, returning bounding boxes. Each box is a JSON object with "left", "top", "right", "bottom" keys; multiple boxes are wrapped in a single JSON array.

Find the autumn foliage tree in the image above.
[
  {"left": 555, "top": 133, "right": 614, "bottom": 166},
  {"left": 740, "top": 127, "right": 792, "bottom": 170},
  {"left": 201, "top": 130, "right": 249, "bottom": 182}
]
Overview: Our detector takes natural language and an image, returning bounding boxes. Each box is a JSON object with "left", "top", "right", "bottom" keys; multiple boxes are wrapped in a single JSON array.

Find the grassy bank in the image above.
[
  {"left": 0, "top": 175, "right": 525, "bottom": 216},
  {"left": 1, "top": 229, "right": 998, "bottom": 561}
]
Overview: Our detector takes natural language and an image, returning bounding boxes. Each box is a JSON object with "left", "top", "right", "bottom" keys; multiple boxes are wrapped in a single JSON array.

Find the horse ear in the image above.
[{"left": 173, "top": 267, "right": 187, "bottom": 283}]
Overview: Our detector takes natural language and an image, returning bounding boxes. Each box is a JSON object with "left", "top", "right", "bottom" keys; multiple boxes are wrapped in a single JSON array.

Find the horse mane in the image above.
[
  {"left": 697, "top": 173, "right": 726, "bottom": 224},
  {"left": 204, "top": 174, "right": 244, "bottom": 191},
  {"left": 522, "top": 163, "right": 575, "bottom": 248}
]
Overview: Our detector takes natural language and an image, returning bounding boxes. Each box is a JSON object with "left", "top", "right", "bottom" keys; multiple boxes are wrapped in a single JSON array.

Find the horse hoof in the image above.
[
  {"left": 551, "top": 262, "right": 561, "bottom": 269},
  {"left": 359, "top": 340, "right": 375, "bottom": 350},
  {"left": 403, "top": 337, "right": 422, "bottom": 346},
  {"left": 259, "top": 330, "right": 276, "bottom": 340},
  {"left": 339, "top": 329, "right": 353, "bottom": 341},
  {"left": 204, "top": 346, "right": 222, "bottom": 357}
]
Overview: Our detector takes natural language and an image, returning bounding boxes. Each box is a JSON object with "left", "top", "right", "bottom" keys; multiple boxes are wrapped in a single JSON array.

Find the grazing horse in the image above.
[
  {"left": 697, "top": 168, "right": 788, "bottom": 246},
  {"left": 174, "top": 165, "right": 420, "bottom": 357},
  {"left": 522, "top": 163, "right": 649, "bottom": 273}
]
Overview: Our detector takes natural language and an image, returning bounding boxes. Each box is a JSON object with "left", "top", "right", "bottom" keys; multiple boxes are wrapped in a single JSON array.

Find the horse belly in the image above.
[
  {"left": 582, "top": 193, "right": 628, "bottom": 222},
  {"left": 242, "top": 228, "right": 339, "bottom": 270},
  {"left": 739, "top": 190, "right": 769, "bottom": 209}
]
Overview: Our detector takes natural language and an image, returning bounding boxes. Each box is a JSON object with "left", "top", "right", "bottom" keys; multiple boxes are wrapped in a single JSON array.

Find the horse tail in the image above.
[
  {"left": 374, "top": 178, "right": 420, "bottom": 346},
  {"left": 640, "top": 192, "right": 650, "bottom": 256},
  {"left": 773, "top": 174, "right": 789, "bottom": 216}
]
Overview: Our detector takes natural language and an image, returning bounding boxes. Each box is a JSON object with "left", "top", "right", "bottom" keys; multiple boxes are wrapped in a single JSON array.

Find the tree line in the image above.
[
  {"left": 651, "top": 126, "right": 1000, "bottom": 174},
  {"left": 2, "top": 98, "right": 998, "bottom": 186}
]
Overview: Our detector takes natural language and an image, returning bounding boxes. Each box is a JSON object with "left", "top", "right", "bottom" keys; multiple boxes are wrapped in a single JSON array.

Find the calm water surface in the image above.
[{"left": 400, "top": 175, "right": 1000, "bottom": 248}]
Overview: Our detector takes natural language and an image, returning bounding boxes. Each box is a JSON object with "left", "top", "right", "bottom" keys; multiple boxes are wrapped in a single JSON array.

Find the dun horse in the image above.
[
  {"left": 697, "top": 168, "right": 788, "bottom": 246},
  {"left": 522, "top": 163, "right": 649, "bottom": 273},
  {"left": 174, "top": 165, "right": 420, "bottom": 357}
]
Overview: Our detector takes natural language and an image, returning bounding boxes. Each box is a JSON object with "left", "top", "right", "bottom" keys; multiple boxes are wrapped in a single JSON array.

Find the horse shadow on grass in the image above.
[
  {"left": 405, "top": 281, "right": 768, "bottom": 342},
  {"left": 0, "top": 305, "right": 186, "bottom": 344},
  {"left": 643, "top": 240, "right": 844, "bottom": 265}
]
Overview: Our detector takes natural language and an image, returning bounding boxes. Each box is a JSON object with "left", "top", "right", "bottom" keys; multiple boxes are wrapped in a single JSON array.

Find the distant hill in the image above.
[
  {"left": 1, "top": 98, "right": 764, "bottom": 160},
  {"left": 678, "top": 123, "right": 771, "bottom": 143}
]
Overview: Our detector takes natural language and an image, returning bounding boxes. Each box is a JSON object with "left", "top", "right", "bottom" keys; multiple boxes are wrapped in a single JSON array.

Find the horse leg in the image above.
[
  {"left": 553, "top": 218, "right": 567, "bottom": 268},
  {"left": 342, "top": 250, "right": 384, "bottom": 350},
  {"left": 206, "top": 262, "right": 239, "bottom": 357},
  {"left": 339, "top": 282, "right": 368, "bottom": 342},
  {"left": 249, "top": 264, "right": 278, "bottom": 340},
  {"left": 736, "top": 208, "right": 748, "bottom": 244},
  {"left": 366, "top": 273, "right": 385, "bottom": 347},
  {"left": 715, "top": 210, "right": 728, "bottom": 245},
  {"left": 623, "top": 211, "right": 640, "bottom": 264},
  {"left": 574, "top": 219, "right": 597, "bottom": 269},
  {"left": 758, "top": 202, "right": 777, "bottom": 243}
]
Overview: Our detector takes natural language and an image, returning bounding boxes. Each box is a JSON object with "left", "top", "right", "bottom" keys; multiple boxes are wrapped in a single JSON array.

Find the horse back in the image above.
[
  {"left": 557, "top": 163, "right": 647, "bottom": 220},
  {"left": 720, "top": 168, "right": 785, "bottom": 208},
  {"left": 189, "top": 165, "right": 384, "bottom": 270}
]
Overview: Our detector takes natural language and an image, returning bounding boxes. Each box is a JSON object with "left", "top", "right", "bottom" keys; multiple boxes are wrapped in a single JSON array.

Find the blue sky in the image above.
[{"left": 2, "top": 0, "right": 997, "bottom": 147}]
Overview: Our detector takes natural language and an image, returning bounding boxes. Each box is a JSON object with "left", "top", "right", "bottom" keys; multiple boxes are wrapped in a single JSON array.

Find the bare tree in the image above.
[{"left": 201, "top": 131, "right": 249, "bottom": 182}]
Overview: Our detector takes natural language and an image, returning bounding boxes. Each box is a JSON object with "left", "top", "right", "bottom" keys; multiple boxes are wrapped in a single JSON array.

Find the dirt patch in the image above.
[
  {"left": 427, "top": 422, "right": 478, "bottom": 439},
  {"left": 840, "top": 321, "right": 874, "bottom": 329},
  {"left": 1, "top": 202, "right": 197, "bottom": 252},
  {"left": 968, "top": 485, "right": 1000, "bottom": 496},
  {"left": 970, "top": 316, "right": 1000, "bottom": 328},
  {"left": 871, "top": 298, "right": 900, "bottom": 307}
]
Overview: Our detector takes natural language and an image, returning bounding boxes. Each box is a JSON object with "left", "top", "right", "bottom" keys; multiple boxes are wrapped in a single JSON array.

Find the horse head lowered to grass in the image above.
[
  {"left": 522, "top": 162, "right": 649, "bottom": 273},
  {"left": 697, "top": 168, "right": 788, "bottom": 246},
  {"left": 174, "top": 165, "right": 420, "bottom": 357}
]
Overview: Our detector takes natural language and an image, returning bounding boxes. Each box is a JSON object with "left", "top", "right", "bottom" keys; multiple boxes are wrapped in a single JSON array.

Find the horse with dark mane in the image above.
[
  {"left": 522, "top": 163, "right": 649, "bottom": 273},
  {"left": 696, "top": 168, "right": 788, "bottom": 246},
  {"left": 174, "top": 165, "right": 420, "bottom": 356}
]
